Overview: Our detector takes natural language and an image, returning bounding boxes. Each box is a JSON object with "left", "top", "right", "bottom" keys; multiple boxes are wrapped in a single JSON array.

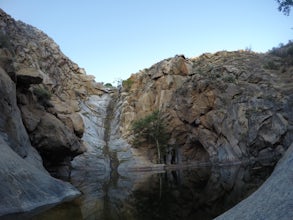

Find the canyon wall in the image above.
[
  {"left": 118, "top": 52, "right": 292, "bottom": 165},
  {"left": 0, "top": 9, "right": 98, "bottom": 215},
  {"left": 0, "top": 8, "right": 292, "bottom": 217},
  {"left": 0, "top": 39, "right": 80, "bottom": 216}
]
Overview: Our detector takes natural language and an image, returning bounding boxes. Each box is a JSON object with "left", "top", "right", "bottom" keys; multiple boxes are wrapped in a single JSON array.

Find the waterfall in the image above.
[
  {"left": 103, "top": 93, "right": 119, "bottom": 171},
  {"left": 71, "top": 87, "right": 164, "bottom": 177},
  {"left": 71, "top": 94, "right": 112, "bottom": 172}
]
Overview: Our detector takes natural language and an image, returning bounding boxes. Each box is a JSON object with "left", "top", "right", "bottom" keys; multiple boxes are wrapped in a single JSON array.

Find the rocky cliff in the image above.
[
  {"left": 0, "top": 34, "right": 80, "bottom": 216},
  {"left": 0, "top": 8, "right": 112, "bottom": 178},
  {"left": 0, "top": 9, "right": 102, "bottom": 216},
  {"left": 0, "top": 8, "right": 292, "bottom": 218},
  {"left": 118, "top": 51, "right": 292, "bottom": 165}
]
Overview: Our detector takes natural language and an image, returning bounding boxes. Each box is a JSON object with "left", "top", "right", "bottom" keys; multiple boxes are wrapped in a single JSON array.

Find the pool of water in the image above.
[{"left": 26, "top": 163, "right": 274, "bottom": 220}]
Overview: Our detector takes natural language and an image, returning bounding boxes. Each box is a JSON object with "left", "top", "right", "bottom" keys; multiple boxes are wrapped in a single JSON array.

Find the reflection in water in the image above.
[{"left": 33, "top": 164, "right": 274, "bottom": 220}]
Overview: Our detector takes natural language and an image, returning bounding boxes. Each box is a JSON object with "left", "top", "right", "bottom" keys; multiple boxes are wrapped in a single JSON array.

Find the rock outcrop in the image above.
[
  {"left": 118, "top": 52, "right": 292, "bottom": 165},
  {"left": 0, "top": 8, "right": 102, "bottom": 216},
  {"left": 0, "top": 135, "right": 79, "bottom": 217},
  {"left": 0, "top": 59, "right": 80, "bottom": 216},
  {"left": 0, "top": 8, "right": 105, "bottom": 178},
  {"left": 215, "top": 142, "right": 293, "bottom": 220},
  {"left": 0, "top": 7, "right": 292, "bottom": 218}
]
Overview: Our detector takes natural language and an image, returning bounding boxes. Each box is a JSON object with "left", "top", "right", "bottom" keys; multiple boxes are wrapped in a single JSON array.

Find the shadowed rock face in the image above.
[
  {"left": 0, "top": 66, "right": 31, "bottom": 158},
  {"left": 0, "top": 9, "right": 91, "bottom": 179},
  {"left": 16, "top": 67, "right": 43, "bottom": 87},
  {"left": 0, "top": 64, "right": 80, "bottom": 217},
  {"left": 0, "top": 136, "right": 80, "bottom": 217},
  {"left": 0, "top": 9, "right": 96, "bottom": 216}
]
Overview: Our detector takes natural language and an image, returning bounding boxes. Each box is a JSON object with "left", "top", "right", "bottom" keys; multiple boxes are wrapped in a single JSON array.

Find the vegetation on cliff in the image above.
[
  {"left": 0, "top": 2, "right": 292, "bottom": 218},
  {"left": 33, "top": 86, "right": 53, "bottom": 107},
  {"left": 269, "top": 40, "right": 293, "bottom": 66},
  {"left": 131, "top": 110, "right": 169, "bottom": 163}
]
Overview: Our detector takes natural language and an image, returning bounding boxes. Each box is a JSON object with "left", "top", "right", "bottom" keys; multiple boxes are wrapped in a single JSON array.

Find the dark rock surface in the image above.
[
  {"left": 0, "top": 8, "right": 101, "bottom": 178},
  {"left": 0, "top": 65, "right": 80, "bottom": 216},
  {"left": 16, "top": 67, "right": 43, "bottom": 87},
  {"left": 0, "top": 136, "right": 80, "bottom": 216}
]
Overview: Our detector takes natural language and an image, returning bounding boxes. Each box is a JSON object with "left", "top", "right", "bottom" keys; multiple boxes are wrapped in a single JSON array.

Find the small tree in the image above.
[
  {"left": 104, "top": 83, "right": 113, "bottom": 87},
  {"left": 131, "top": 110, "right": 169, "bottom": 163},
  {"left": 122, "top": 78, "right": 133, "bottom": 92}
]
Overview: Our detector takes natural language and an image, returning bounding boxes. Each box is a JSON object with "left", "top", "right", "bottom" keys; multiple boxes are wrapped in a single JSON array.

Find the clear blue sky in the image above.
[{"left": 0, "top": 0, "right": 292, "bottom": 84}]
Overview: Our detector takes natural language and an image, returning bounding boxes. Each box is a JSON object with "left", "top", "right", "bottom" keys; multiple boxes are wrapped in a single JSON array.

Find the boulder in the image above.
[
  {"left": 50, "top": 98, "right": 80, "bottom": 114},
  {"left": 0, "top": 136, "right": 80, "bottom": 217},
  {"left": 215, "top": 143, "right": 293, "bottom": 220},
  {"left": 70, "top": 113, "right": 85, "bottom": 138},
  {"left": 20, "top": 105, "right": 43, "bottom": 133},
  {"left": 30, "top": 112, "right": 83, "bottom": 160},
  {"left": 148, "top": 55, "right": 191, "bottom": 79},
  {"left": 16, "top": 67, "right": 43, "bottom": 87}
]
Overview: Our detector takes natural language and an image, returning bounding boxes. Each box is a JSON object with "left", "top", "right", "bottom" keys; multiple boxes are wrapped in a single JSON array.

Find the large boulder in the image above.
[
  {"left": 70, "top": 113, "right": 85, "bottom": 138},
  {"left": 30, "top": 112, "right": 82, "bottom": 157},
  {"left": 18, "top": 90, "right": 84, "bottom": 179},
  {"left": 16, "top": 67, "right": 43, "bottom": 87},
  {"left": 27, "top": 111, "right": 84, "bottom": 179},
  {"left": 215, "top": 142, "right": 293, "bottom": 220},
  {"left": 0, "top": 136, "right": 80, "bottom": 216}
]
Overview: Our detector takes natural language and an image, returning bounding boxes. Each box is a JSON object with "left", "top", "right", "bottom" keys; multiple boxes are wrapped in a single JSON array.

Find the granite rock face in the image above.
[
  {"left": 0, "top": 136, "right": 80, "bottom": 216},
  {"left": 215, "top": 143, "right": 293, "bottom": 220},
  {"left": 0, "top": 9, "right": 92, "bottom": 215},
  {"left": 0, "top": 63, "right": 80, "bottom": 216},
  {"left": 2, "top": 5, "right": 291, "bottom": 174},
  {"left": 0, "top": 7, "right": 293, "bottom": 218},
  {"left": 119, "top": 52, "right": 293, "bottom": 164},
  {"left": 0, "top": 8, "right": 95, "bottom": 178}
]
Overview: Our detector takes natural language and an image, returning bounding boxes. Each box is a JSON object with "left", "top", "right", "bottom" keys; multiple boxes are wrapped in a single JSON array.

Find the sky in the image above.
[{"left": 0, "top": 0, "right": 292, "bottom": 85}]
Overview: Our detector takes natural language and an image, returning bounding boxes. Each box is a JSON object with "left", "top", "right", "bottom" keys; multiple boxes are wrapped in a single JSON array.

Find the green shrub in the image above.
[
  {"left": 287, "top": 45, "right": 293, "bottom": 56},
  {"left": 122, "top": 78, "right": 133, "bottom": 92},
  {"left": 33, "top": 87, "right": 53, "bottom": 107},
  {"left": 131, "top": 110, "right": 169, "bottom": 163},
  {"left": 0, "top": 32, "right": 12, "bottom": 51},
  {"left": 104, "top": 83, "right": 113, "bottom": 87},
  {"left": 269, "top": 41, "right": 293, "bottom": 65},
  {"left": 264, "top": 61, "right": 279, "bottom": 70},
  {"left": 223, "top": 75, "right": 236, "bottom": 83}
]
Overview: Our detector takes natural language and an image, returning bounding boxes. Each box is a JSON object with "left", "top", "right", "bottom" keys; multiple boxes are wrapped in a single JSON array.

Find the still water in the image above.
[{"left": 30, "top": 164, "right": 273, "bottom": 220}]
